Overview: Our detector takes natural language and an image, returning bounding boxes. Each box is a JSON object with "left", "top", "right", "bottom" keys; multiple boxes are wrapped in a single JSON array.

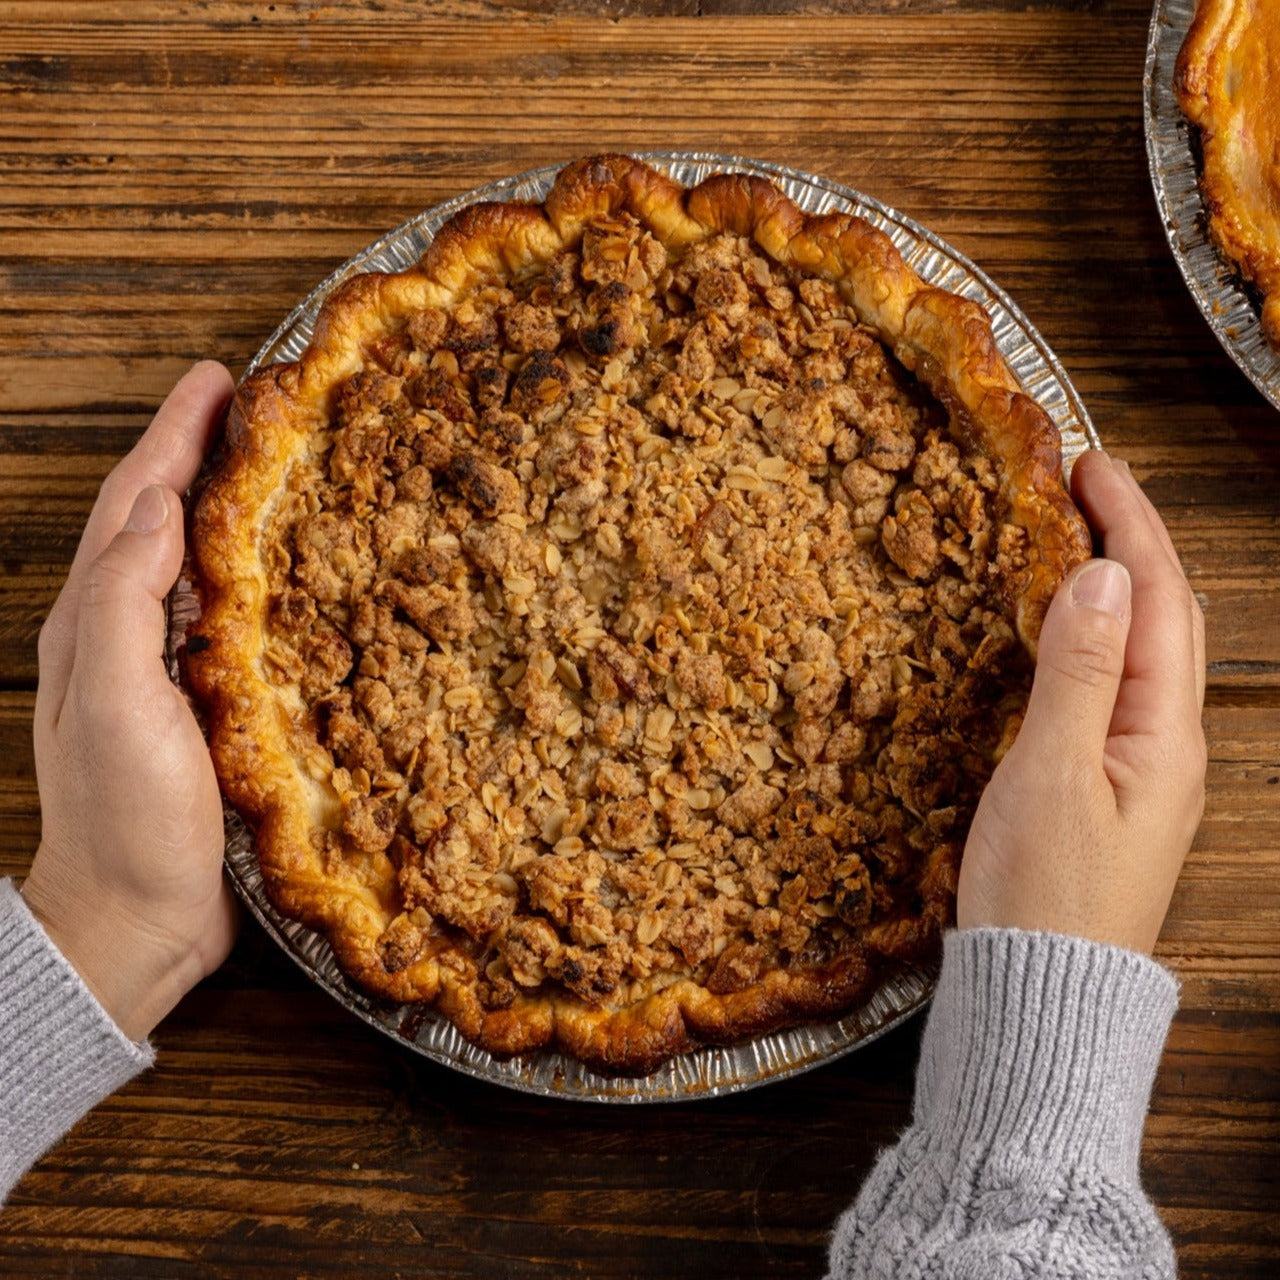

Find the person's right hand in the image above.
[{"left": 958, "top": 450, "right": 1206, "bottom": 954}]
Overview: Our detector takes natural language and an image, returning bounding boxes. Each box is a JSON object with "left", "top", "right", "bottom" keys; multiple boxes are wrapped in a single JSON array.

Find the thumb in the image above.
[
  {"left": 66, "top": 484, "right": 185, "bottom": 719},
  {"left": 1015, "top": 557, "right": 1132, "bottom": 764}
]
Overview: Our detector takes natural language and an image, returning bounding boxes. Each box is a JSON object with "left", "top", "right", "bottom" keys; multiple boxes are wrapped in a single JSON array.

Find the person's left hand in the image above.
[{"left": 22, "top": 361, "right": 240, "bottom": 1042}]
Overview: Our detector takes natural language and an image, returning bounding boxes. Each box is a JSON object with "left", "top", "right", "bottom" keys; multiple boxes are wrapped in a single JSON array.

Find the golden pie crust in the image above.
[
  {"left": 1176, "top": 0, "right": 1280, "bottom": 348},
  {"left": 186, "top": 156, "right": 1089, "bottom": 1074}
]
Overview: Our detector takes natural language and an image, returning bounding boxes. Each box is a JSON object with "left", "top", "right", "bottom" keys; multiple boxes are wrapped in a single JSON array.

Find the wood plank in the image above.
[
  {"left": 0, "top": 977, "right": 1274, "bottom": 1278},
  {"left": 2, "top": 0, "right": 1277, "bottom": 1273},
  {"left": 0, "top": 964, "right": 922, "bottom": 1278}
]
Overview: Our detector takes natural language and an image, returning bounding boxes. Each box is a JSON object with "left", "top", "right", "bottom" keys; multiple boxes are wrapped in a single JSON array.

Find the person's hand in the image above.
[
  {"left": 22, "top": 362, "right": 239, "bottom": 1041},
  {"left": 958, "top": 450, "right": 1206, "bottom": 954}
]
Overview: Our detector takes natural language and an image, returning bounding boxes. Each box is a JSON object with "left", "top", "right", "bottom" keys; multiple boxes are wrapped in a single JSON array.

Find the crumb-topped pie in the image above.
[
  {"left": 186, "top": 155, "right": 1090, "bottom": 1075},
  {"left": 1176, "top": 0, "right": 1280, "bottom": 350}
]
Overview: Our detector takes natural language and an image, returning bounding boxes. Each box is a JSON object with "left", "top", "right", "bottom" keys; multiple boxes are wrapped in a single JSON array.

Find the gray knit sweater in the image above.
[
  {"left": 827, "top": 927, "right": 1178, "bottom": 1278},
  {"left": 0, "top": 880, "right": 153, "bottom": 1196},
  {"left": 0, "top": 879, "right": 1178, "bottom": 1277}
]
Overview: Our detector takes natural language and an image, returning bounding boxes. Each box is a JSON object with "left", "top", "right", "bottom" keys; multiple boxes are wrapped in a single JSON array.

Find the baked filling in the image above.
[
  {"left": 1176, "top": 0, "right": 1280, "bottom": 349},
  {"left": 188, "top": 157, "right": 1089, "bottom": 1073}
]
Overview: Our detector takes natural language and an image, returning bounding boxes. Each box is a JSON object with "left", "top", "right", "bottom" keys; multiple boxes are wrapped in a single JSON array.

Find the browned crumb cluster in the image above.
[{"left": 259, "top": 213, "right": 1032, "bottom": 1014}]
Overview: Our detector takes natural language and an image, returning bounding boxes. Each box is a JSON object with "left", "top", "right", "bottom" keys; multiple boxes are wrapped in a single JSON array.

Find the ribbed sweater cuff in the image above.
[
  {"left": 914, "top": 928, "right": 1178, "bottom": 1182},
  {"left": 0, "top": 878, "right": 154, "bottom": 1200}
]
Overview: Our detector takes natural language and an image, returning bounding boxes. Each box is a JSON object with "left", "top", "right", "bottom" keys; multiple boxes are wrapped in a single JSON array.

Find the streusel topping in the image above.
[{"left": 258, "top": 213, "right": 1031, "bottom": 1011}]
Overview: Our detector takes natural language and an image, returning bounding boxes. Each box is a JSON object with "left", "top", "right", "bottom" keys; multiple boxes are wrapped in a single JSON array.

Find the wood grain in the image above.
[{"left": 1, "top": 0, "right": 1278, "bottom": 1275}]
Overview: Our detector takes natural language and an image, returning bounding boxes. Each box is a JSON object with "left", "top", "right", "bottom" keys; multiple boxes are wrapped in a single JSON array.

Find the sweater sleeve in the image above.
[
  {"left": 0, "top": 878, "right": 154, "bottom": 1202},
  {"left": 828, "top": 927, "right": 1179, "bottom": 1280}
]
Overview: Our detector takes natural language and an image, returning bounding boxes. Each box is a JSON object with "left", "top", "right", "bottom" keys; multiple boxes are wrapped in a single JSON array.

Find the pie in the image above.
[
  {"left": 1176, "top": 0, "right": 1280, "bottom": 349},
  {"left": 185, "top": 155, "right": 1090, "bottom": 1075}
]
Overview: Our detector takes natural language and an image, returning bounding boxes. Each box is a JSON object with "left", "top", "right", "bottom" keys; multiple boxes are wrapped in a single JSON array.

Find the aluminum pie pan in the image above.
[
  {"left": 1145, "top": 0, "right": 1280, "bottom": 412},
  {"left": 169, "top": 151, "right": 1097, "bottom": 1102}
]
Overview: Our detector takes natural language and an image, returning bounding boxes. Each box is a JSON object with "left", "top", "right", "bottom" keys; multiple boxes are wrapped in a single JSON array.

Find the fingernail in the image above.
[
  {"left": 124, "top": 485, "right": 167, "bottom": 534},
  {"left": 1070, "top": 559, "right": 1131, "bottom": 620}
]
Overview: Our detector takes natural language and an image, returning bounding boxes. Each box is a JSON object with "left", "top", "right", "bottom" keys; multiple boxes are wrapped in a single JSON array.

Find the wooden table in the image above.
[{"left": 2, "top": 1, "right": 1277, "bottom": 1275}]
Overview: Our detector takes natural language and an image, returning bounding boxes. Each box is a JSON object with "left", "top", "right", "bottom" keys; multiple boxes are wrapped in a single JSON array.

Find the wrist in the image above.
[
  {"left": 21, "top": 862, "right": 197, "bottom": 1042},
  {"left": 956, "top": 888, "right": 1168, "bottom": 956}
]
